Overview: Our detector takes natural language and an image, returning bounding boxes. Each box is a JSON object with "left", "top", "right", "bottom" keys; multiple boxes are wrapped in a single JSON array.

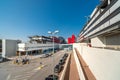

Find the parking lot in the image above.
[{"left": 0, "top": 50, "right": 70, "bottom": 80}]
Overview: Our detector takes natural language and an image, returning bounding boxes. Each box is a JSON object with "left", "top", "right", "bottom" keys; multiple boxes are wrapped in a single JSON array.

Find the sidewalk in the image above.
[{"left": 69, "top": 53, "right": 80, "bottom": 80}]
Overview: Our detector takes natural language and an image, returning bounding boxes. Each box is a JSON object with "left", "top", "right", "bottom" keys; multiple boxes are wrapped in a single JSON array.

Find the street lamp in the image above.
[{"left": 48, "top": 30, "right": 59, "bottom": 80}]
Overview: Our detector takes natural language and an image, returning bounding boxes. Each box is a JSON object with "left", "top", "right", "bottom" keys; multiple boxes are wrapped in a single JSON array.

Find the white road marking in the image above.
[
  {"left": 11, "top": 70, "right": 37, "bottom": 80},
  {"left": 13, "top": 75, "right": 31, "bottom": 80},
  {"left": 6, "top": 74, "right": 11, "bottom": 80}
]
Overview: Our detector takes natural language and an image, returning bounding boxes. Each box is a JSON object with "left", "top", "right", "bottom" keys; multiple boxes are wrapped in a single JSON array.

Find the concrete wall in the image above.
[
  {"left": 91, "top": 33, "right": 120, "bottom": 49},
  {"left": 6, "top": 40, "right": 18, "bottom": 57},
  {"left": 73, "top": 43, "right": 86, "bottom": 80},
  {"left": 73, "top": 43, "right": 120, "bottom": 80},
  {"left": 106, "top": 34, "right": 120, "bottom": 49},
  {"left": 2, "top": 39, "right": 18, "bottom": 57},
  {"left": 2, "top": 39, "right": 6, "bottom": 57},
  {"left": 91, "top": 37, "right": 106, "bottom": 47}
]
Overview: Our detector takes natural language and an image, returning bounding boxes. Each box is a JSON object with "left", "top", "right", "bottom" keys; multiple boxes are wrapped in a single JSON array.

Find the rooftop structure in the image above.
[
  {"left": 29, "top": 35, "right": 53, "bottom": 44},
  {"left": 29, "top": 35, "right": 66, "bottom": 44}
]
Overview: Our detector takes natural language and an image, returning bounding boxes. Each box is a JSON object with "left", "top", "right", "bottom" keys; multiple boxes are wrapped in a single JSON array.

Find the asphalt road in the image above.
[{"left": 0, "top": 50, "right": 66, "bottom": 80}]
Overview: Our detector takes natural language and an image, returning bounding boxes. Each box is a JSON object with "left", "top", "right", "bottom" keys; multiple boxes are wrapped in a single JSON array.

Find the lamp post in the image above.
[{"left": 48, "top": 30, "right": 59, "bottom": 80}]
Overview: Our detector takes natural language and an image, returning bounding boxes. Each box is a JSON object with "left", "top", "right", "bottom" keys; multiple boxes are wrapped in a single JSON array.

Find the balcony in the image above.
[{"left": 80, "top": 0, "right": 120, "bottom": 39}]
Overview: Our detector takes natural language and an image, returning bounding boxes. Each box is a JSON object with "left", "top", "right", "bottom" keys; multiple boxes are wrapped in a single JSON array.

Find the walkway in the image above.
[
  {"left": 63, "top": 49, "right": 96, "bottom": 80},
  {"left": 69, "top": 52, "right": 80, "bottom": 80},
  {"left": 63, "top": 52, "right": 80, "bottom": 80}
]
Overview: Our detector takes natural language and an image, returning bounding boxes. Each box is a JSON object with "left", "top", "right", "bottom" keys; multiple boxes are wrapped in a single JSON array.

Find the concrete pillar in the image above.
[
  {"left": 108, "top": 0, "right": 110, "bottom": 5},
  {"left": 19, "top": 51, "right": 21, "bottom": 57},
  {"left": 26, "top": 51, "right": 28, "bottom": 55}
]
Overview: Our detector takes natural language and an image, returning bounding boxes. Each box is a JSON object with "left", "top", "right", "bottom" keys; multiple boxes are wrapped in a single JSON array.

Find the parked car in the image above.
[
  {"left": 22, "top": 58, "right": 30, "bottom": 64},
  {"left": 40, "top": 54, "right": 49, "bottom": 58},
  {"left": 62, "top": 56, "right": 66, "bottom": 61},
  {"left": 44, "top": 54, "right": 49, "bottom": 57},
  {"left": 64, "top": 53, "right": 68, "bottom": 57},
  {"left": 62, "top": 53, "right": 68, "bottom": 60},
  {"left": 54, "top": 64, "right": 62, "bottom": 73},
  {"left": 45, "top": 74, "right": 58, "bottom": 80},
  {"left": 0, "top": 55, "right": 4, "bottom": 62},
  {"left": 59, "top": 59, "right": 65, "bottom": 65}
]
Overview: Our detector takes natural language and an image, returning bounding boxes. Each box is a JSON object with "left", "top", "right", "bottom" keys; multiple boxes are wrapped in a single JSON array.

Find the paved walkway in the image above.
[{"left": 69, "top": 53, "right": 80, "bottom": 80}]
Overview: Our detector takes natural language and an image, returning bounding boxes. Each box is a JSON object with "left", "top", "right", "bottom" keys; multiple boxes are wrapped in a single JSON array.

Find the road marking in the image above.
[
  {"left": 13, "top": 75, "right": 32, "bottom": 80},
  {"left": 11, "top": 69, "right": 38, "bottom": 80},
  {"left": 6, "top": 74, "right": 11, "bottom": 80},
  {"left": 34, "top": 65, "right": 45, "bottom": 71}
]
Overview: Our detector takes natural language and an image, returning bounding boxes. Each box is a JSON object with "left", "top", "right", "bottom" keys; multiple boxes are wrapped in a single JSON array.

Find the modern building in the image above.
[
  {"left": 68, "top": 34, "right": 76, "bottom": 44},
  {"left": 17, "top": 42, "right": 60, "bottom": 55},
  {"left": 0, "top": 39, "right": 19, "bottom": 58},
  {"left": 78, "top": 0, "right": 120, "bottom": 49},
  {"left": 29, "top": 35, "right": 53, "bottom": 44},
  {"left": 29, "top": 35, "right": 66, "bottom": 44},
  {"left": 62, "top": 0, "right": 120, "bottom": 80},
  {"left": 29, "top": 35, "right": 61, "bottom": 44},
  {"left": 17, "top": 35, "right": 67, "bottom": 56}
]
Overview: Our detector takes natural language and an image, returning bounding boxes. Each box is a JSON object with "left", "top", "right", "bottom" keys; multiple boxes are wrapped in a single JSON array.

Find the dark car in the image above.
[
  {"left": 62, "top": 56, "right": 66, "bottom": 61},
  {"left": 44, "top": 54, "right": 49, "bottom": 57},
  {"left": 62, "top": 53, "right": 68, "bottom": 60},
  {"left": 45, "top": 74, "right": 58, "bottom": 80},
  {"left": 22, "top": 58, "right": 30, "bottom": 64},
  {"left": 59, "top": 59, "right": 65, "bottom": 65},
  {"left": 54, "top": 64, "right": 62, "bottom": 73},
  {"left": 64, "top": 53, "right": 68, "bottom": 57}
]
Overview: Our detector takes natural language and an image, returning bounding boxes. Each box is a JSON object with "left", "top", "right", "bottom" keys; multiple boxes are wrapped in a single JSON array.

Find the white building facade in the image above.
[
  {"left": 79, "top": 0, "right": 120, "bottom": 49},
  {"left": 74, "top": 0, "right": 120, "bottom": 79},
  {"left": 0, "top": 39, "right": 18, "bottom": 58},
  {"left": 17, "top": 43, "right": 60, "bottom": 55}
]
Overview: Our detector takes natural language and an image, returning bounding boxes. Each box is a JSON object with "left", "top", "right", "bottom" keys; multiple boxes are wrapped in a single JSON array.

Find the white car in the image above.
[{"left": 40, "top": 54, "right": 49, "bottom": 58}]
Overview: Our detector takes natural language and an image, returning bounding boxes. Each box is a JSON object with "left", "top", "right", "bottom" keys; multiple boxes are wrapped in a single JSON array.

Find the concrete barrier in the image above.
[
  {"left": 75, "top": 48, "right": 96, "bottom": 80},
  {"left": 59, "top": 52, "right": 71, "bottom": 80},
  {"left": 73, "top": 43, "right": 120, "bottom": 80},
  {"left": 73, "top": 48, "right": 86, "bottom": 80}
]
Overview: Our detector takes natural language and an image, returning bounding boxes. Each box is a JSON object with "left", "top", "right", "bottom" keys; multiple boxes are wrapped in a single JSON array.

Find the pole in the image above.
[
  {"left": 53, "top": 36, "right": 54, "bottom": 55},
  {"left": 48, "top": 30, "right": 59, "bottom": 80},
  {"left": 52, "top": 35, "right": 55, "bottom": 80}
]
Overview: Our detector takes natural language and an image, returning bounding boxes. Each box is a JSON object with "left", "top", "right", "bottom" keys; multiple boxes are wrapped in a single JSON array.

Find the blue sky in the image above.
[{"left": 0, "top": 0, "right": 99, "bottom": 41}]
